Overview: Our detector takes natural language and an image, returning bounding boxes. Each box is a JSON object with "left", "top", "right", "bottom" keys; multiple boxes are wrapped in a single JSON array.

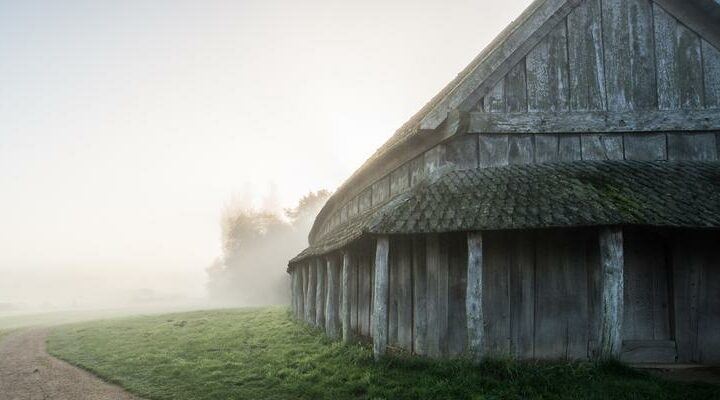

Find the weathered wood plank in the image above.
[
  {"left": 667, "top": 132, "right": 718, "bottom": 161},
  {"left": 534, "top": 135, "right": 559, "bottom": 163},
  {"left": 621, "top": 340, "right": 677, "bottom": 363},
  {"left": 409, "top": 155, "right": 425, "bottom": 187},
  {"left": 508, "top": 135, "right": 534, "bottom": 164},
  {"left": 602, "top": 0, "right": 656, "bottom": 111},
  {"left": 372, "top": 236, "right": 390, "bottom": 360},
  {"left": 342, "top": 252, "right": 352, "bottom": 343},
  {"left": 581, "top": 134, "right": 624, "bottom": 160},
  {"left": 445, "top": 135, "right": 478, "bottom": 170},
  {"left": 624, "top": 133, "right": 667, "bottom": 161},
  {"left": 388, "top": 240, "right": 399, "bottom": 347},
  {"left": 653, "top": 0, "right": 720, "bottom": 54},
  {"left": 509, "top": 232, "right": 535, "bottom": 359},
  {"left": 483, "top": 232, "right": 510, "bottom": 355},
  {"left": 654, "top": 5, "right": 703, "bottom": 110},
  {"left": 326, "top": 256, "right": 341, "bottom": 339},
  {"left": 671, "top": 233, "right": 703, "bottom": 363},
  {"left": 297, "top": 266, "right": 305, "bottom": 321},
  {"left": 389, "top": 164, "right": 410, "bottom": 196},
  {"left": 437, "top": 236, "right": 449, "bottom": 357},
  {"left": 290, "top": 270, "right": 297, "bottom": 318},
  {"left": 526, "top": 22, "right": 569, "bottom": 112},
  {"left": 350, "top": 254, "right": 359, "bottom": 334},
  {"left": 484, "top": 79, "right": 505, "bottom": 113},
  {"left": 316, "top": 258, "right": 326, "bottom": 328},
  {"left": 396, "top": 237, "right": 414, "bottom": 351},
  {"left": 466, "top": 232, "right": 484, "bottom": 362},
  {"left": 468, "top": 109, "right": 720, "bottom": 134},
  {"left": 371, "top": 176, "right": 390, "bottom": 208},
  {"left": 703, "top": 40, "right": 720, "bottom": 109},
  {"left": 695, "top": 233, "right": 720, "bottom": 364},
  {"left": 413, "top": 236, "right": 427, "bottom": 355},
  {"left": 424, "top": 145, "right": 446, "bottom": 175},
  {"left": 505, "top": 61, "right": 528, "bottom": 112},
  {"left": 359, "top": 255, "right": 371, "bottom": 337},
  {"left": 425, "top": 234, "right": 444, "bottom": 357},
  {"left": 567, "top": 0, "right": 606, "bottom": 111},
  {"left": 306, "top": 262, "right": 316, "bottom": 325},
  {"left": 598, "top": 227, "right": 624, "bottom": 359},
  {"left": 478, "top": 135, "right": 509, "bottom": 168},
  {"left": 358, "top": 188, "right": 372, "bottom": 213},
  {"left": 558, "top": 135, "right": 581, "bottom": 161}
]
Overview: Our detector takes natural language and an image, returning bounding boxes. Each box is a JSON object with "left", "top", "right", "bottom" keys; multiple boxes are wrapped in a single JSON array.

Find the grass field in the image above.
[{"left": 48, "top": 307, "right": 718, "bottom": 400}]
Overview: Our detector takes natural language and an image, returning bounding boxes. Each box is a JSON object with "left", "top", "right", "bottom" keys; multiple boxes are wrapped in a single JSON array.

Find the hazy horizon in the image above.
[{"left": 0, "top": 0, "right": 532, "bottom": 311}]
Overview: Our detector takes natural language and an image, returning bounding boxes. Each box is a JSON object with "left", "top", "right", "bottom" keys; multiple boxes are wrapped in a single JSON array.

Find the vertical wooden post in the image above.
[
  {"left": 342, "top": 251, "right": 352, "bottom": 343},
  {"left": 306, "top": 261, "right": 316, "bottom": 325},
  {"left": 290, "top": 268, "right": 296, "bottom": 318},
  {"left": 598, "top": 227, "right": 624, "bottom": 359},
  {"left": 372, "top": 236, "right": 390, "bottom": 360},
  {"left": 297, "top": 266, "right": 305, "bottom": 321},
  {"left": 326, "top": 255, "right": 341, "bottom": 339},
  {"left": 466, "top": 232, "right": 485, "bottom": 362},
  {"left": 413, "top": 236, "right": 427, "bottom": 355},
  {"left": 315, "top": 258, "right": 326, "bottom": 328}
]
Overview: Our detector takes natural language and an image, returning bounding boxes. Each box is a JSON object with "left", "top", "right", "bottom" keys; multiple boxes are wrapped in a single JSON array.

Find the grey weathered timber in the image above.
[
  {"left": 424, "top": 0, "right": 580, "bottom": 128},
  {"left": 358, "top": 188, "right": 372, "bottom": 213},
  {"left": 468, "top": 109, "right": 720, "bottom": 134},
  {"left": 558, "top": 135, "right": 581, "bottom": 161},
  {"left": 424, "top": 145, "right": 446, "bottom": 175},
  {"left": 358, "top": 255, "right": 371, "bottom": 337},
  {"left": 653, "top": 0, "right": 720, "bottom": 52},
  {"left": 484, "top": 79, "right": 505, "bottom": 113},
  {"left": 654, "top": 4, "right": 703, "bottom": 110},
  {"left": 290, "top": 270, "right": 297, "bottom": 318},
  {"left": 297, "top": 267, "right": 305, "bottom": 321},
  {"left": 306, "top": 261, "right": 316, "bottom": 325},
  {"left": 316, "top": 258, "right": 326, "bottom": 328},
  {"left": 395, "top": 238, "right": 413, "bottom": 351},
  {"left": 350, "top": 255, "right": 359, "bottom": 334},
  {"left": 508, "top": 232, "right": 536, "bottom": 359},
  {"left": 526, "top": 22, "right": 569, "bottom": 112},
  {"left": 447, "top": 234, "right": 467, "bottom": 357},
  {"left": 445, "top": 135, "right": 478, "bottom": 170},
  {"left": 326, "top": 256, "right": 341, "bottom": 339},
  {"left": 567, "top": 0, "right": 606, "bottom": 111},
  {"left": 466, "top": 232, "right": 484, "bottom": 362},
  {"left": 372, "top": 236, "right": 390, "bottom": 360},
  {"left": 703, "top": 40, "right": 720, "bottom": 109},
  {"left": 478, "top": 135, "right": 509, "bottom": 168},
  {"left": 341, "top": 251, "right": 352, "bottom": 343},
  {"left": 624, "top": 134, "right": 667, "bottom": 161},
  {"left": 602, "top": 0, "right": 656, "bottom": 111},
  {"left": 621, "top": 340, "right": 677, "bottom": 363},
  {"left": 413, "top": 236, "right": 428, "bottom": 355},
  {"left": 409, "top": 155, "right": 425, "bottom": 187},
  {"left": 505, "top": 61, "right": 528, "bottom": 113},
  {"left": 667, "top": 133, "right": 718, "bottom": 161},
  {"left": 301, "top": 265, "right": 309, "bottom": 323},
  {"left": 508, "top": 135, "right": 534, "bottom": 164},
  {"left": 371, "top": 177, "right": 390, "bottom": 208},
  {"left": 389, "top": 164, "right": 410, "bottom": 196},
  {"left": 598, "top": 227, "right": 624, "bottom": 359},
  {"left": 425, "top": 234, "right": 447, "bottom": 357},
  {"left": 581, "top": 134, "right": 623, "bottom": 160},
  {"left": 534, "top": 135, "right": 559, "bottom": 163}
]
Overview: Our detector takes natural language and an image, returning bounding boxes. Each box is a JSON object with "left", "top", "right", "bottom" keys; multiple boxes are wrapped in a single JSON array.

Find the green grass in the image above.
[{"left": 48, "top": 307, "right": 718, "bottom": 400}]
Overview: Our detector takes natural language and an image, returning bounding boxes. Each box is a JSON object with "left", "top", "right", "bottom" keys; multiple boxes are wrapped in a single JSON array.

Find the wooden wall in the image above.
[{"left": 291, "top": 227, "right": 719, "bottom": 363}]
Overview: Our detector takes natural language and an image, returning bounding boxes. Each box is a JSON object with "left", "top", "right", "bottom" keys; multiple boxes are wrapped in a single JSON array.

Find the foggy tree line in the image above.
[{"left": 206, "top": 190, "right": 330, "bottom": 305}]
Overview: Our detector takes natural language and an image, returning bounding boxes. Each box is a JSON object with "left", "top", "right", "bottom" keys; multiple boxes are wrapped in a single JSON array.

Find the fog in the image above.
[{"left": 0, "top": 0, "right": 532, "bottom": 316}]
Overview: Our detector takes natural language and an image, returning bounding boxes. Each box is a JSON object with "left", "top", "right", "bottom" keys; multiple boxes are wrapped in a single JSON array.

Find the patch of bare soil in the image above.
[{"left": 0, "top": 328, "right": 141, "bottom": 400}]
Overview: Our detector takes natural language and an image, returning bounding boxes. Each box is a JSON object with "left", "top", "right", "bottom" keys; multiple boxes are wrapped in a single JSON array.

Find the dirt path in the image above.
[{"left": 0, "top": 328, "right": 141, "bottom": 400}]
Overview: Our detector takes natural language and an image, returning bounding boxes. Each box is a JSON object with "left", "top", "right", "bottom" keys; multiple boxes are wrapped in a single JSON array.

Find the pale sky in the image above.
[{"left": 0, "top": 0, "right": 532, "bottom": 309}]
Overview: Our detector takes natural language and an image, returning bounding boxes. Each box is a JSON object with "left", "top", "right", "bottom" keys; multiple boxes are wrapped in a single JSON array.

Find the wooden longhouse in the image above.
[{"left": 287, "top": 0, "right": 720, "bottom": 364}]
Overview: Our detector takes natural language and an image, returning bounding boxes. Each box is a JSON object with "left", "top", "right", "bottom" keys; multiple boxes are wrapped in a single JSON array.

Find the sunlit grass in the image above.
[{"left": 48, "top": 307, "right": 717, "bottom": 400}]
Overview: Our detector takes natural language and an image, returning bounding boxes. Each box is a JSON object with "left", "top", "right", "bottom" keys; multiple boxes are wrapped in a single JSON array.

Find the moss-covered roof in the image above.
[{"left": 290, "top": 161, "right": 720, "bottom": 266}]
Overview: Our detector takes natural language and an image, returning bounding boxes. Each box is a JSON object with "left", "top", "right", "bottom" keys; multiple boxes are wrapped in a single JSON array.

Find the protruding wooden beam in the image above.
[
  {"left": 598, "top": 227, "right": 624, "bottom": 359},
  {"left": 466, "top": 232, "right": 485, "bottom": 362},
  {"left": 372, "top": 236, "right": 390, "bottom": 360},
  {"left": 325, "top": 255, "right": 341, "bottom": 339},
  {"left": 306, "top": 261, "right": 316, "bottom": 325},
  {"left": 315, "top": 258, "right": 326, "bottom": 328},
  {"left": 341, "top": 251, "right": 352, "bottom": 343}
]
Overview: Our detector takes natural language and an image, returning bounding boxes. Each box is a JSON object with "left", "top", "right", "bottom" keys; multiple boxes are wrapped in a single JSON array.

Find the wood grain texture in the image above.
[
  {"left": 558, "top": 135, "right": 581, "bottom": 161},
  {"left": 581, "top": 134, "right": 624, "bottom": 160},
  {"left": 424, "top": 145, "right": 446, "bottom": 175},
  {"left": 624, "top": 133, "right": 667, "bottom": 161},
  {"left": 703, "top": 40, "right": 720, "bottom": 109},
  {"left": 425, "top": 234, "right": 448, "bottom": 357},
  {"left": 598, "top": 227, "right": 624, "bottom": 359},
  {"left": 526, "top": 22, "right": 570, "bottom": 112},
  {"left": 468, "top": 109, "right": 720, "bottom": 134},
  {"left": 484, "top": 80, "right": 505, "bottom": 113},
  {"left": 447, "top": 233, "right": 467, "bottom": 357},
  {"left": 371, "top": 177, "right": 390, "bottom": 208},
  {"left": 667, "top": 132, "right": 718, "bottom": 161},
  {"left": 479, "top": 135, "right": 509, "bottom": 168},
  {"left": 396, "top": 238, "right": 414, "bottom": 351},
  {"left": 388, "top": 241, "right": 399, "bottom": 347},
  {"left": 466, "top": 232, "right": 484, "bottom": 361},
  {"left": 316, "top": 258, "right": 326, "bottom": 328},
  {"left": 413, "top": 236, "right": 427, "bottom": 355},
  {"left": 326, "top": 256, "right": 341, "bottom": 339},
  {"left": 509, "top": 232, "right": 535, "bottom": 358},
  {"left": 508, "top": 135, "right": 534, "bottom": 164},
  {"left": 534, "top": 135, "right": 559, "bottom": 162},
  {"left": 342, "top": 252, "right": 352, "bottom": 343},
  {"left": 505, "top": 61, "right": 528, "bottom": 112},
  {"left": 389, "top": 164, "right": 410, "bottom": 196},
  {"left": 409, "top": 155, "right": 425, "bottom": 187},
  {"left": 654, "top": 4, "right": 703, "bottom": 110},
  {"left": 602, "top": 0, "right": 656, "bottom": 111},
  {"left": 445, "top": 135, "right": 478, "bottom": 170},
  {"left": 567, "top": 0, "right": 606, "bottom": 111},
  {"left": 372, "top": 236, "right": 390, "bottom": 359},
  {"left": 306, "top": 262, "right": 316, "bottom": 325},
  {"left": 483, "top": 232, "right": 510, "bottom": 355},
  {"left": 359, "top": 255, "right": 371, "bottom": 337}
]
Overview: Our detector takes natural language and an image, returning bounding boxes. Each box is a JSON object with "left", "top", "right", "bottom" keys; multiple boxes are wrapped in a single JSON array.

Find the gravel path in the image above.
[{"left": 0, "top": 328, "right": 141, "bottom": 400}]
